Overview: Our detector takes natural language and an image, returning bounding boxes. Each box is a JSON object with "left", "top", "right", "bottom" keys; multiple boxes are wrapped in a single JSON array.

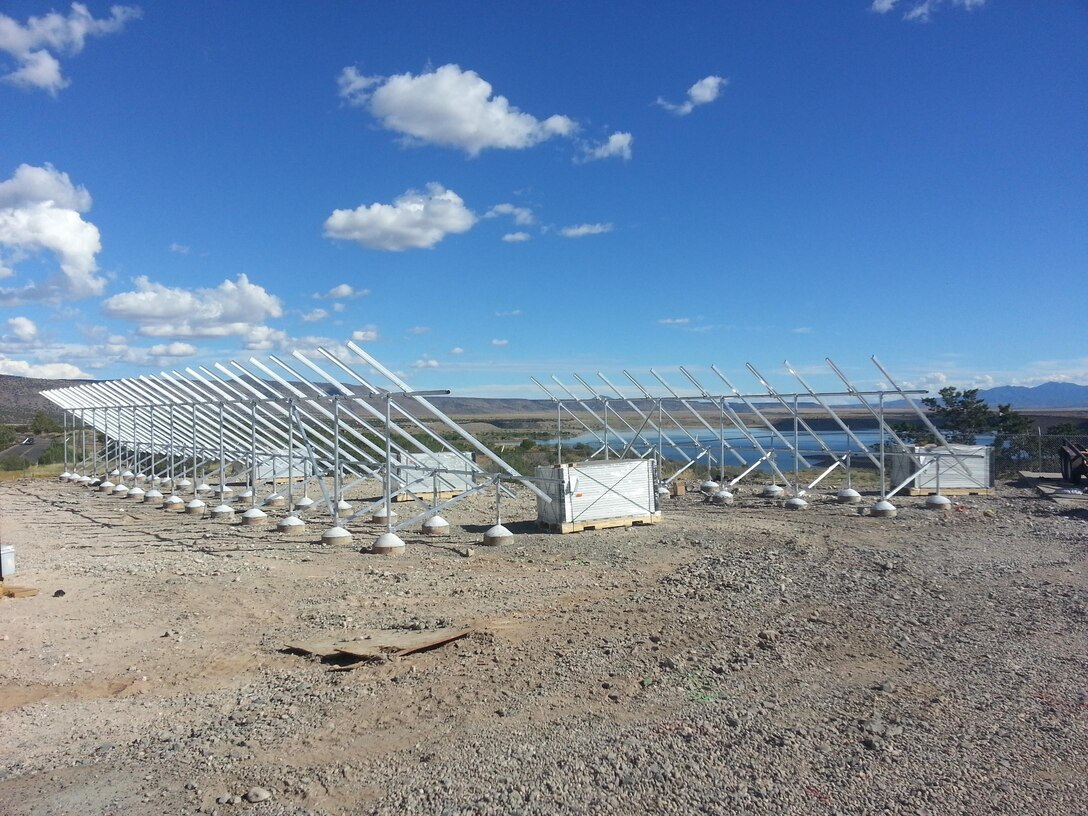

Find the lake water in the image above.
[{"left": 554, "top": 427, "right": 992, "bottom": 474}]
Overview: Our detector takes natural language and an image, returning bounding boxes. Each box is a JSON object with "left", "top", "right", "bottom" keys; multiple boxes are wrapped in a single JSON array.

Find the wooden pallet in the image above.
[
  {"left": 902, "top": 487, "right": 993, "bottom": 496},
  {"left": 393, "top": 489, "right": 461, "bottom": 503},
  {"left": 540, "top": 513, "right": 661, "bottom": 534}
]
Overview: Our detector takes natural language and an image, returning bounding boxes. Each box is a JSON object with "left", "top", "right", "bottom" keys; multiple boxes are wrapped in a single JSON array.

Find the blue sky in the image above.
[{"left": 1, "top": 1, "right": 1085, "bottom": 398}]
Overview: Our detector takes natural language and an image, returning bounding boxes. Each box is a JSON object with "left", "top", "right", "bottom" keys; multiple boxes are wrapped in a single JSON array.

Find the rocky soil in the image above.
[{"left": 1, "top": 476, "right": 1085, "bottom": 815}]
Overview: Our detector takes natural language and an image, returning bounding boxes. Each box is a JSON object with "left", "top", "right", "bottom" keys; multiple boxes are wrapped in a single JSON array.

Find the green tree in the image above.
[
  {"left": 921, "top": 387, "right": 1000, "bottom": 444},
  {"left": 30, "top": 411, "right": 61, "bottom": 434},
  {"left": 0, "top": 424, "right": 13, "bottom": 449}
]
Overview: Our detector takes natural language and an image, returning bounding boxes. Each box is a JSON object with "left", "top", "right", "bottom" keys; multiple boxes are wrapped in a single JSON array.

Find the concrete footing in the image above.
[
  {"left": 320, "top": 525, "right": 352, "bottom": 546},
  {"left": 277, "top": 515, "right": 306, "bottom": 535},
  {"left": 925, "top": 494, "right": 952, "bottom": 510},
  {"left": 871, "top": 500, "right": 897, "bottom": 518},
  {"left": 210, "top": 504, "right": 235, "bottom": 521},
  {"left": 422, "top": 515, "right": 450, "bottom": 536},
  {"left": 372, "top": 531, "right": 406, "bottom": 555},
  {"left": 483, "top": 524, "right": 513, "bottom": 546}
]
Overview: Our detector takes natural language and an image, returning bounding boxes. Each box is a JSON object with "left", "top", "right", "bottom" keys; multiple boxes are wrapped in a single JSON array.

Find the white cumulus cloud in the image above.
[
  {"left": 148, "top": 342, "right": 197, "bottom": 357},
  {"left": 656, "top": 75, "right": 728, "bottom": 116},
  {"left": 168, "top": 242, "right": 190, "bottom": 255},
  {"left": 658, "top": 317, "right": 691, "bottom": 325},
  {"left": 0, "top": 3, "right": 141, "bottom": 95},
  {"left": 0, "top": 163, "right": 104, "bottom": 304},
  {"left": 351, "top": 325, "right": 379, "bottom": 342},
  {"left": 560, "top": 223, "right": 613, "bottom": 238},
  {"left": 324, "top": 183, "right": 476, "bottom": 251},
  {"left": 314, "top": 282, "right": 368, "bottom": 299},
  {"left": 580, "top": 131, "right": 633, "bottom": 162},
  {"left": 0, "top": 355, "right": 89, "bottom": 378},
  {"left": 502, "top": 232, "right": 531, "bottom": 243},
  {"left": 6, "top": 316, "right": 38, "bottom": 342},
  {"left": 412, "top": 358, "right": 439, "bottom": 369},
  {"left": 301, "top": 308, "right": 328, "bottom": 322},
  {"left": 485, "top": 203, "right": 535, "bottom": 225},
  {"left": 337, "top": 63, "right": 576, "bottom": 156},
  {"left": 449, "top": 346, "right": 464, "bottom": 355},
  {"left": 101, "top": 273, "right": 284, "bottom": 339},
  {"left": 871, "top": 0, "right": 987, "bottom": 21},
  {"left": 490, "top": 338, "right": 509, "bottom": 347}
]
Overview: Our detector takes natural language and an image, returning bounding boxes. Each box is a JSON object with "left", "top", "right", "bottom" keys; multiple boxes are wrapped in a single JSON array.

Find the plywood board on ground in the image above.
[
  {"left": 287, "top": 627, "right": 473, "bottom": 661},
  {"left": 1018, "top": 471, "right": 1088, "bottom": 505},
  {"left": 903, "top": 487, "right": 993, "bottom": 496},
  {"left": 393, "top": 490, "right": 461, "bottom": 504}
]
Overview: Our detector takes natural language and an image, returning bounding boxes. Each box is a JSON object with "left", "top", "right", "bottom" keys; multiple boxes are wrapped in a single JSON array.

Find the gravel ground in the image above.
[{"left": 1, "top": 476, "right": 1085, "bottom": 815}]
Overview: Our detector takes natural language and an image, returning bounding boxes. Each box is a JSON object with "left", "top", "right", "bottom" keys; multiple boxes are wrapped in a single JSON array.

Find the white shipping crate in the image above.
[
  {"left": 536, "top": 459, "right": 661, "bottom": 528},
  {"left": 396, "top": 451, "right": 476, "bottom": 494},
  {"left": 889, "top": 443, "right": 992, "bottom": 491}
]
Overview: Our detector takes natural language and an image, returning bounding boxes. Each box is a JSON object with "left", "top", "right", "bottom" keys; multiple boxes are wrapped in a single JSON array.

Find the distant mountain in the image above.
[
  {"left": 0, "top": 373, "right": 93, "bottom": 424},
  {"left": 979, "top": 381, "right": 1088, "bottom": 409}
]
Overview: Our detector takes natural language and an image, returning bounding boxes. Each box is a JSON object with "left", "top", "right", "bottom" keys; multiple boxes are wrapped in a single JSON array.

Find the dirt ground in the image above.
[{"left": 1, "top": 475, "right": 1085, "bottom": 815}]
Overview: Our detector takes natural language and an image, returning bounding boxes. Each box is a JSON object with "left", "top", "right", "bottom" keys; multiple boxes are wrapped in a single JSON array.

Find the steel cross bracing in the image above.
[
  {"left": 42, "top": 344, "right": 549, "bottom": 533},
  {"left": 531, "top": 359, "right": 985, "bottom": 496}
]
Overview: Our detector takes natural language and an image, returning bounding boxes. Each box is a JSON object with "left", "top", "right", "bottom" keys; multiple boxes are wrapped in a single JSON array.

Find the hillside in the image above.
[
  {"left": 2, "top": 373, "right": 1086, "bottom": 426},
  {"left": 979, "top": 381, "right": 1088, "bottom": 409}
]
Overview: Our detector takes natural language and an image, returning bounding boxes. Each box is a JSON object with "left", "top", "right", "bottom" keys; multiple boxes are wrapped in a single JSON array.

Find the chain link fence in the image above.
[{"left": 993, "top": 433, "right": 1087, "bottom": 478}]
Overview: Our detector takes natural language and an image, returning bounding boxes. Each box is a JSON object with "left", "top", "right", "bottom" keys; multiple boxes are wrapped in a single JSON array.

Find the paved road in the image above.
[{"left": 0, "top": 436, "right": 54, "bottom": 464}]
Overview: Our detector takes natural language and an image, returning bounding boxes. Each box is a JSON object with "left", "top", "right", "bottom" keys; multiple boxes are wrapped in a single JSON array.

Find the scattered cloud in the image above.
[
  {"left": 449, "top": 346, "right": 464, "bottom": 355},
  {"left": 147, "top": 341, "right": 197, "bottom": 357},
  {"left": 580, "top": 131, "right": 633, "bottom": 162},
  {"left": 337, "top": 63, "right": 577, "bottom": 156},
  {"left": 870, "top": 0, "right": 987, "bottom": 22},
  {"left": 0, "top": 3, "right": 141, "bottom": 95},
  {"left": 0, "top": 355, "right": 90, "bottom": 378},
  {"left": 351, "top": 325, "right": 379, "bottom": 342},
  {"left": 408, "top": 325, "right": 430, "bottom": 335},
  {"left": 242, "top": 325, "right": 287, "bottom": 351},
  {"left": 301, "top": 308, "right": 328, "bottom": 322},
  {"left": 168, "top": 242, "right": 190, "bottom": 255},
  {"left": 791, "top": 326, "right": 813, "bottom": 334},
  {"left": 314, "top": 282, "right": 368, "bottom": 300},
  {"left": 495, "top": 309, "right": 522, "bottom": 317},
  {"left": 485, "top": 203, "right": 535, "bottom": 225},
  {"left": 0, "top": 163, "right": 104, "bottom": 304},
  {"left": 502, "top": 231, "right": 531, "bottom": 243},
  {"left": 5, "top": 316, "right": 38, "bottom": 342},
  {"left": 102, "top": 273, "right": 284, "bottom": 339},
  {"left": 560, "top": 223, "right": 613, "bottom": 238},
  {"left": 324, "top": 182, "right": 476, "bottom": 251},
  {"left": 331, "top": 302, "right": 345, "bottom": 313},
  {"left": 412, "top": 358, "right": 439, "bottom": 369},
  {"left": 490, "top": 338, "right": 509, "bottom": 347},
  {"left": 657, "top": 317, "right": 691, "bottom": 325},
  {"left": 656, "top": 75, "right": 728, "bottom": 116}
]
